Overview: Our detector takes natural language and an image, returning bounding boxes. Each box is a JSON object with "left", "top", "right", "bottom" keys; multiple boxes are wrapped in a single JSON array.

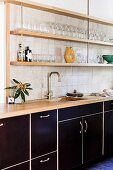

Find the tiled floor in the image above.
[{"left": 86, "top": 158, "right": 113, "bottom": 170}]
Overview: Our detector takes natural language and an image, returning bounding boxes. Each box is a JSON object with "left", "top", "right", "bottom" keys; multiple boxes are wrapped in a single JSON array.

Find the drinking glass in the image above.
[
  {"left": 32, "top": 54, "right": 37, "bottom": 62},
  {"left": 15, "top": 21, "right": 21, "bottom": 30},
  {"left": 50, "top": 22, "right": 56, "bottom": 34},
  {"left": 40, "top": 22, "right": 48, "bottom": 33},
  {"left": 63, "top": 24, "right": 68, "bottom": 36}
]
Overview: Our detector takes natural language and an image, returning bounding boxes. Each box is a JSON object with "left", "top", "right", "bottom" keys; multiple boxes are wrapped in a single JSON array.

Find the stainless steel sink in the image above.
[{"left": 44, "top": 96, "right": 88, "bottom": 103}]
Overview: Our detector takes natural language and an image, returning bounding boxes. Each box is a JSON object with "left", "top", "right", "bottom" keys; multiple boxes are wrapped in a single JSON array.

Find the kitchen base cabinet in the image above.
[
  {"left": 31, "top": 152, "right": 57, "bottom": 170},
  {"left": 104, "top": 111, "right": 113, "bottom": 157},
  {"left": 58, "top": 103, "right": 103, "bottom": 170},
  {"left": 0, "top": 115, "right": 29, "bottom": 170},
  {"left": 59, "top": 118, "right": 82, "bottom": 170},
  {"left": 83, "top": 114, "right": 103, "bottom": 163},
  {"left": 3, "top": 162, "right": 30, "bottom": 170}
]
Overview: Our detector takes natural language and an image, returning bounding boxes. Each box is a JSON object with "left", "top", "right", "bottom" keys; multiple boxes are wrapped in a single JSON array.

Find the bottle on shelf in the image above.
[
  {"left": 17, "top": 43, "right": 25, "bottom": 62},
  {"left": 25, "top": 46, "right": 32, "bottom": 62}
]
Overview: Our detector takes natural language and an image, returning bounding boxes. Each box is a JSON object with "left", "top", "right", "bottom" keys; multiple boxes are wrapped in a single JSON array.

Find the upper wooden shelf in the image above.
[
  {"left": 10, "top": 30, "right": 113, "bottom": 47},
  {"left": 10, "top": 61, "right": 113, "bottom": 67},
  {"left": 5, "top": 0, "right": 113, "bottom": 26}
]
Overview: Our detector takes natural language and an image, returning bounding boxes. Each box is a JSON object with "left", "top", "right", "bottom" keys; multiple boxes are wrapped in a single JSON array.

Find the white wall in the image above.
[
  {"left": 32, "top": 0, "right": 87, "bottom": 14},
  {"left": 0, "top": 4, "right": 5, "bottom": 103},
  {"left": 89, "top": 0, "right": 113, "bottom": 21},
  {"left": 33, "top": 0, "right": 113, "bottom": 21}
]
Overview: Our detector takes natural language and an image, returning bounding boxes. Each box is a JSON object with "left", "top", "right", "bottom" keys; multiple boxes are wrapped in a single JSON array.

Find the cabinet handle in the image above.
[
  {"left": 0, "top": 123, "right": 4, "bottom": 127},
  {"left": 84, "top": 120, "right": 88, "bottom": 133},
  {"left": 40, "top": 114, "right": 50, "bottom": 119},
  {"left": 80, "top": 121, "right": 83, "bottom": 134},
  {"left": 40, "top": 158, "right": 50, "bottom": 163}
]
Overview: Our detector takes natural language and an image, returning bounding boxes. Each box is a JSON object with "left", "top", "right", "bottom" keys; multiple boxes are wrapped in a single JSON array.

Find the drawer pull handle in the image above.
[
  {"left": 0, "top": 123, "right": 3, "bottom": 127},
  {"left": 84, "top": 120, "right": 88, "bottom": 133},
  {"left": 40, "top": 115, "right": 50, "bottom": 119},
  {"left": 80, "top": 121, "right": 83, "bottom": 134},
  {"left": 40, "top": 158, "right": 50, "bottom": 163}
]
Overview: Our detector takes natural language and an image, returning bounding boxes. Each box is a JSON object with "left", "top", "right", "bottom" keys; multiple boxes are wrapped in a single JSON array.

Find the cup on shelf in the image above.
[
  {"left": 32, "top": 54, "right": 37, "bottom": 62},
  {"left": 14, "top": 21, "right": 21, "bottom": 30},
  {"left": 97, "top": 55, "right": 103, "bottom": 64},
  {"left": 50, "top": 55, "right": 55, "bottom": 62}
]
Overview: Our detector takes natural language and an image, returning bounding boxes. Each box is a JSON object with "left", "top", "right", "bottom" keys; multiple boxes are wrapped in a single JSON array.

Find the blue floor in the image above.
[{"left": 86, "top": 158, "right": 113, "bottom": 170}]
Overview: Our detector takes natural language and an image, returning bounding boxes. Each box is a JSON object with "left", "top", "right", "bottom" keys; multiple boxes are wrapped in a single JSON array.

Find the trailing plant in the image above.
[{"left": 5, "top": 79, "right": 33, "bottom": 103}]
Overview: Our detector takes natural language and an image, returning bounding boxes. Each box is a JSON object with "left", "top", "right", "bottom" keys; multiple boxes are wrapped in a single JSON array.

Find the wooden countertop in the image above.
[{"left": 0, "top": 96, "right": 113, "bottom": 119}]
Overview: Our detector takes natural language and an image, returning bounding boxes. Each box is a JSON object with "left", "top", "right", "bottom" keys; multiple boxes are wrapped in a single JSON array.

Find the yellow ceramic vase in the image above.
[{"left": 64, "top": 47, "right": 76, "bottom": 63}]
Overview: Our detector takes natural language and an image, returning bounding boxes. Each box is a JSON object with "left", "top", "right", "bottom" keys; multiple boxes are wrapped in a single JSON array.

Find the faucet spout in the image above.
[{"left": 47, "top": 72, "right": 61, "bottom": 100}]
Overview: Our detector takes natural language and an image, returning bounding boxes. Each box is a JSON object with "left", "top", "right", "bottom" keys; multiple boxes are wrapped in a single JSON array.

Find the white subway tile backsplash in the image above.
[
  {"left": 72, "top": 76, "right": 78, "bottom": 86},
  {"left": 64, "top": 67, "right": 73, "bottom": 76},
  {"left": 76, "top": 67, "right": 93, "bottom": 77},
  {"left": 67, "top": 85, "right": 75, "bottom": 93},
  {"left": 10, "top": 65, "right": 113, "bottom": 100}
]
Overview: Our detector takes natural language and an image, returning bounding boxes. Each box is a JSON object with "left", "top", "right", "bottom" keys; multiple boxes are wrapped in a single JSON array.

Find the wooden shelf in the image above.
[
  {"left": 6, "top": 0, "right": 113, "bottom": 26},
  {"left": 10, "top": 30, "right": 113, "bottom": 46},
  {"left": 10, "top": 61, "right": 113, "bottom": 67},
  {"left": 10, "top": 30, "right": 89, "bottom": 43}
]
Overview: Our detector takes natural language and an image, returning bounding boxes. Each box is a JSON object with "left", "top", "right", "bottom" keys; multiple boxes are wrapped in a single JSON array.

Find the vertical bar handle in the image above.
[
  {"left": 80, "top": 121, "right": 83, "bottom": 134},
  {"left": 84, "top": 120, "right": 88, "bottom": 133}
]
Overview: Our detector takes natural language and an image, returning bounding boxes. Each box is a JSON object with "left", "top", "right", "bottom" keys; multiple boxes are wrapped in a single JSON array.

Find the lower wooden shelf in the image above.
[{"left": 10, "top": 61, "right": 113, "bottom": 67}]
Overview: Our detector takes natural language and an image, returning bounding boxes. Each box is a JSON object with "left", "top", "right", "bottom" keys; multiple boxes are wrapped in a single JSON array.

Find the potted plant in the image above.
[{"left": 5, "top": 79, "right": 33, "bottom": 103}]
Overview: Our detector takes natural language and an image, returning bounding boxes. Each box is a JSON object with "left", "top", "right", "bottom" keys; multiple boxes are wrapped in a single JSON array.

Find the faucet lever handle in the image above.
[
  {"left": 45, "top": 90, "right": 53, "bottom": 99},
  {"left": 50, "top": 90, "right": 53, "bottom": 96}
]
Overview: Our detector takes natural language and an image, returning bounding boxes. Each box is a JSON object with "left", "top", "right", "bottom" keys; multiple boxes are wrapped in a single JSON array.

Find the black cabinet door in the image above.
[
  {"left": 31, "top": 152, "right": 57, "bottom": 170},
  {"left": 7, "top": 162, "right": 30, "bottom": 170},
  {"left": 104, "top": 111, "right": 113, "bottom": 157},
  {"left": 59, "top": 118, "right": 82, "bottom": 170},
  {"left": 0, "top": 115, "right": 29, "bottom": 169},
  {"left": 31, "top": 110, "right": 57, "bottom": 158},
  {"left": 83, "top": 113, "right": 102, "bottom": 163}
]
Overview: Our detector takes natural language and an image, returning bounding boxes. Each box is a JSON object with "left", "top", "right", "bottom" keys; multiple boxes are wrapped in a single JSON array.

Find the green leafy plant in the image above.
[{"left": 5, "top": 79, "right": 33, "bottom": 103}]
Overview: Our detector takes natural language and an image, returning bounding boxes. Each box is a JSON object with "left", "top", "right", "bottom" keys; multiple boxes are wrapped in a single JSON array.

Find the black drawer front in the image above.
[
  {"left": 104, "top": 100, "right": 113, "bottom": 112},
  {"left": 0, "top": 115, "right": 29, "bottom": 169},
  {"left": 31, "top": 152, "right": 57, "bottom": 170},
  {"left": 31, "top": 110, "right": 57, "bottom": 158},
  {"left": 58, "top": 102, "right": 103, "bottom": 121}
]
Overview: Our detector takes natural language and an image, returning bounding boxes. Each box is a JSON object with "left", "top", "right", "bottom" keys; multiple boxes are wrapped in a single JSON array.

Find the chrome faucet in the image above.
[{"left": 47, "top": 72, "right": 61, "bottom": 100}]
